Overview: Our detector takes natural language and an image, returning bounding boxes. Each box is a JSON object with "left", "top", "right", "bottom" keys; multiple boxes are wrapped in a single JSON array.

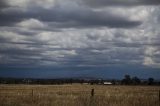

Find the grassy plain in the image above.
[{"left": 0, "top": 84, "right": 159, "bottom": 106}]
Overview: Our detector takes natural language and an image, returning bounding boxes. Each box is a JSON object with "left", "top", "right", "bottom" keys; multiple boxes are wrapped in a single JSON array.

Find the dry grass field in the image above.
[{"left": 0, "top": 84, "right": 159, "bottom": 106}]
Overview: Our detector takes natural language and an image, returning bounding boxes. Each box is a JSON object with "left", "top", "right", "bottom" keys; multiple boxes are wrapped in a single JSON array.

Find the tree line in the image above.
[
  {"left": 121, "top": 75, "right": 157, "bottom": 85},
  {"left": 0, "top": 75, "right": 159, "bottom": 85}
]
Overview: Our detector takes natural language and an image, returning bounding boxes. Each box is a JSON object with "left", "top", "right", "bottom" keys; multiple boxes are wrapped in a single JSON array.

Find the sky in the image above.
[{"left": 0, "top": 0, "right": 160, "bottom": 79}]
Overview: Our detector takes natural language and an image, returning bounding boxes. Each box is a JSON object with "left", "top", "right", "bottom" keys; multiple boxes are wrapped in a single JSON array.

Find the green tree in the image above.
[
  {"left": 122, "top": 75, "right": 132, "bottom": 85},
  {"left": 148, "top": 78, "right": 154, "bottom": 85},
  {"left": 132, "top": 76, "right": 141, "bottom": 85}
]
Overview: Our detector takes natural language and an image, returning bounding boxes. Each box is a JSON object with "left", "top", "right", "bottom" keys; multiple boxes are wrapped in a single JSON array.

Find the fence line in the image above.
[{"left": 0, "top": 88, "right": 159, "bottom": 97}]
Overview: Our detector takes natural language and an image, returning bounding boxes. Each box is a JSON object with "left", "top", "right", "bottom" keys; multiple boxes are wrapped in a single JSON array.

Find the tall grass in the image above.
[{"left": 0, "top": 84, "right": 159, "bottom": 106}]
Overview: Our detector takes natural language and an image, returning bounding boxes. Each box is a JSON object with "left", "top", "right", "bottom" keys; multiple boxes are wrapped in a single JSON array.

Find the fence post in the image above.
[
  {"left": 90, "top": 89, "right": 95, "bottom": 106},
  {"left": 31, "top": 89, "right": 34, "bottom": 102},
  {"left": 91, "top": 89, "right": 94, "bottom": 97},
  {"left": 32, "top": 89, "right": 34, "bottom": 98},
  {"left": 159, "top": 90, "right": 160, "bottom": 102}
]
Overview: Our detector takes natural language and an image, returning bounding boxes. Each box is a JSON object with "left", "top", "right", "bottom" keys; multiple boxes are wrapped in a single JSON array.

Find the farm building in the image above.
[{"left": 103, "top": 82, "right": 112, "bottom": 85}]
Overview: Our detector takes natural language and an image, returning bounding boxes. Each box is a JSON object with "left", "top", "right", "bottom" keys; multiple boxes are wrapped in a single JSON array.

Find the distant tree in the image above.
[
  {"left": 122, "top": 75, "right": 132, "bottom": 85},
  {"left": 148, "top": 78, "right": 154, "bottom": 85},
  {"left": 132, "top": 76, "right": 141, "bottom": 85},
  {"left": 111, "top": 80, "right": 116, "bottom": 85}
]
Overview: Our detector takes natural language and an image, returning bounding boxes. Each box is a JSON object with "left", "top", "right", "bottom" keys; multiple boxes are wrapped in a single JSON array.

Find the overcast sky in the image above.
[{"left": 0, "top": 0, "right": 160, "bottom": 79}]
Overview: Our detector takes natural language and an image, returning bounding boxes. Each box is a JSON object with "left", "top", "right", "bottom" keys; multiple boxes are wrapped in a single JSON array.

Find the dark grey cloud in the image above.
[
  {"left": 0, "top": 47, "right": 39, "bottom": 64},
  {"left": 82, "top": 0, "right": 160, "bottom": 7},
  {"left": 0, "top": 0, "right": 160, "bottom": 70},
  {"left": 0, "top": 11, "right": 25, "bottom": 26},
  {"left": 48, "top": 9, "right": 141, "bottom": 28},
  {"left": 0, "top": 0, "right": 8, "bottom": 9},
  {"left": 0, "top": 3, "right": 141, "bottom": 28},
  {"left": 58, "top": 47, "right": 144, "bottom": 67}
]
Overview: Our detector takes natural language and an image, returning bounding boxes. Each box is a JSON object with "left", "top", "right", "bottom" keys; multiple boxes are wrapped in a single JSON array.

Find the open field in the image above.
[{"left": 0, "top": 84, "right": 160, "bottom": 106}]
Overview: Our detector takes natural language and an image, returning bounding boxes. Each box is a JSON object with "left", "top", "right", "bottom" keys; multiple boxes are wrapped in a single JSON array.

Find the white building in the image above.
[{"left": 103, "top": 82, "right": 112, "bottom": 85}]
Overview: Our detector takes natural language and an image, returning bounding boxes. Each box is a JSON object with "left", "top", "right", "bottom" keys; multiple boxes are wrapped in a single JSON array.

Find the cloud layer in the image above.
[
  {"left": 0, "top": 0, "right": 160, "bottom": 70},
  {"left": 83, "top": 0, "right": 160, "bottom": 7}
]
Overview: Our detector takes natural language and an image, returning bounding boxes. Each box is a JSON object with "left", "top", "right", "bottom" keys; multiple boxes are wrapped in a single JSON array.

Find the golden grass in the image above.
[{"left": 0, "top": 84, "right": 159, "bottom": 106}]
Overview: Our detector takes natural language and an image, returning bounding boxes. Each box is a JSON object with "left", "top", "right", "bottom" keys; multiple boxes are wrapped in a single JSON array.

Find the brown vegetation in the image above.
[{"left": 0, "top": 84, "right": 159, "bottom": 106}]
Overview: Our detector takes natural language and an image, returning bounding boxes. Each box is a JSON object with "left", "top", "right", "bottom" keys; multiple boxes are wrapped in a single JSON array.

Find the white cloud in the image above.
[
  {"left": 16, "top": 18, "right": 46, "bottom": 29},
  {"left": 145, "top": 46, "right": 157, "bottom": 56},
  {"left": 42, "top": 50, "right": 77, "bottom": 58},
  {"left": 143, "top": 46, "right": 160, "bottom": 67},
  {"left": 0, "top": 31, "right": 26, "bottom": 42},
  {"left": 143, "top": 56, "right": 160, "bottom": 68},
  {"left": 143, "top": 57, "right": 155, "bottom": 66},
  {"left": 7, "top": 0, "right": 57, "bottom": 9}
]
